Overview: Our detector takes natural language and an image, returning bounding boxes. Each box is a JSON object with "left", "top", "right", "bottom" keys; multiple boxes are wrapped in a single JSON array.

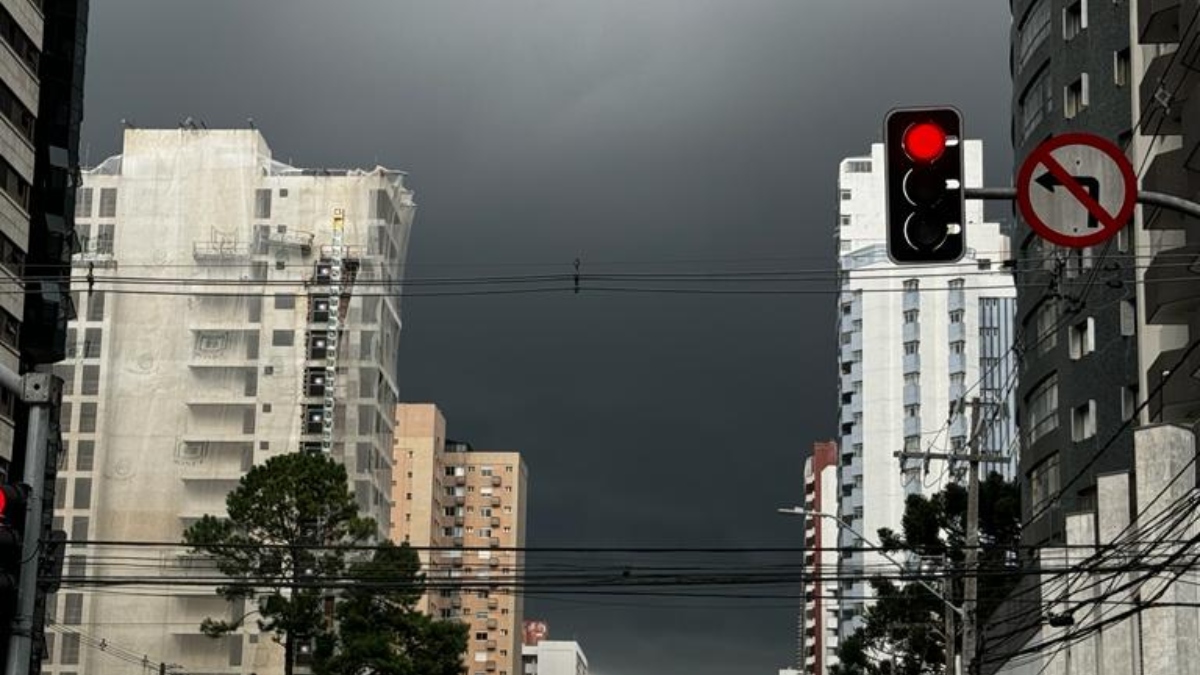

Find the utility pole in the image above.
[
  {"left": 962, "top": 398, "right": 982, "bottom": 675},
  {"left": 944, "top": 567, "right": 956, "bottom": 675},
  {"left": 894, "top": 397, "right": 996, "bottom": 675}
]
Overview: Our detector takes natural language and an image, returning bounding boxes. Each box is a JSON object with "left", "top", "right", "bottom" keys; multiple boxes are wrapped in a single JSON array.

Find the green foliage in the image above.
[
  {"left": 313, "top": 542, "right": 468, "bottom": 675},
  {"left": 182, "top": 453, "right": 376, "bottom": 673},
  {"left": 832, "top": 474, "right": 1021, "bottom": 675}
]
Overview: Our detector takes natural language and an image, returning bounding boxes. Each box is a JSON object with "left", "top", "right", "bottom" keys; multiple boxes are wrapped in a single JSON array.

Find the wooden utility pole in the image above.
[{"left": 894, "top": 397, "right": 996, "bottom": 675}]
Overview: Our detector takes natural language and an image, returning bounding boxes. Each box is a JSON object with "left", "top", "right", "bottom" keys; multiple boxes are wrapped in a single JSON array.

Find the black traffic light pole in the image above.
[{"left": 0, "top": 369, "right": 59, "bottom": 675}]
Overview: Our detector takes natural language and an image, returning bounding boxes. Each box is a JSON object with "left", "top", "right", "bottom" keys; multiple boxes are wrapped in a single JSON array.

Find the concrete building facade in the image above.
[
  {"left": 521, "top": 641, "right": 587, "bottom": 675},
  {"left": 834, "top": 142, "right": 1017, "bottom": 640},
  {"left": 44, "top": 128, "right": 412, "bottom": 675},
  {"left": 798, "top": 440, "right": 838, "bottom": 675},
  {"left": 392, "top": 403, "right": 529, "bottom": 675}
]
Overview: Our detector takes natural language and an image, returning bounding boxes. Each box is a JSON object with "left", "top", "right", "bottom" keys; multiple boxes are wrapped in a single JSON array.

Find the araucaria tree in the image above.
[
  {"left": 183, "top": 452, "right": 375, "bottom": 675},
  {"left": 832, "top": 473, "right": 1021, "bottom": 675}
]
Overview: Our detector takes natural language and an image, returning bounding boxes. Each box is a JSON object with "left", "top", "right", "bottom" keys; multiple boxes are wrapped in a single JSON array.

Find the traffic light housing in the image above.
[
  {"left": 0, "top": 483, "right": 26, "bottom": 590},
  {"left": 884, "top": 107, "right": 966, "bottom": 264}
]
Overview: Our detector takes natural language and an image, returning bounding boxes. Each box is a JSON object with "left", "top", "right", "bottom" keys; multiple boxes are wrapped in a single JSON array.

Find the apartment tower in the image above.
[
  {"left": 798, "top": 440, "right": 838, "bottom": 675},
  {"left": 45, "top": 128, "right": 411, "bottom": 675},
  {"left": 834, "top": 142, "right": 1017, "bottom": 640},
  {"left": 392, "top": 403, "right": 529, "bottom": 675}
]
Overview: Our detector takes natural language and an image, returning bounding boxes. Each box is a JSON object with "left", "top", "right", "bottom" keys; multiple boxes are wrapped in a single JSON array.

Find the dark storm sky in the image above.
[{"left": 82, "top": 2, "right": 1012, "bottom": 673}]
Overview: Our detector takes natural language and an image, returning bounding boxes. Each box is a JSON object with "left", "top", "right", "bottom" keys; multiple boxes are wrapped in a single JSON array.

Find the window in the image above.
[
  {"left": 904, "top": 436, "right": 920, "bottom": 451},
  {"left": 839, "top": 189, "right": 852, "bottom": 200},
  {"left": 904, "top": 341, "right": 919, "bottom": 355},
  {"left": 1031, "top": 300, "right": 1059, "bottom": 355},
  {"left": 87, "top": 292, "right": 105, "bottom": 322},
  {"left": 839, "top": 215, "right": 852, "bottom": 226},
  {"left": 841, "top": 303, "right": 852, "bottom": 316},
  {"left": 75, "top": 188, "right": 92, "bottom": 217},
  {"left": 1122, "top": 385, "right": 1139, "bottom": 421},
  {"left": 1120, "top": 300, "right": 1136, "bottom": 336},
  {"left": 950, "top": 372, "right": 965, "bottom": 388},
  {"left": 1026, "top": 374, "right": 1059, "bottom": 444},
  {"left": 73, "top": 479, "right": 91, "bottom": 508},
  {"left": 903, "top": 279, "right": 919, "bottom": 292},
  {"left": 845, "top": 160, "right": 871, "bottom": 173},
  {"left": 948, "top": 278, "right": 965, "bottom": 291},
  {"left": 82, "top": 329, "right": 101, "bottom": 358},
  {"left": 1063, "top": 0, "right": 1086, "bottom": 40},
  {"left": 949, "top": 310, "right": 964, "bottom": 324},
  {"left": 60, "top": 634, "right": 80, "bottom": 665},
  {"left": 76, "top": 441, "right": 94, "bottom": 471},
  {"left": 78, "top": 403, "right": 97, "bottom": 433},
  {"left": 905, "top": 404, "right": 920, "bottom": 418},
  {"left": 1017, "top": 0, "right": 1051, "bottom": 68},
  {"left": 1020, "top": 68, "right": 1054, "bottom": 139},
  {"left": 274, "top": 294, "right": 296, "bottom": 310},
  {"left": 272, "top": 330, "right": 294, "bottom": 347},
  {"left": 0, "top": 4, "right": 39, "bottom": 73},
  {"left": 903, "top": 310, "right": 919, "bottom": 324},
  {"left": 80, "top": 365, "right": 99, "bottom": 395},
  {"left": 94, "top": 223, "right": 114, "bottom": 254},
  {"left": 254, "top": 189, "right": 272, "bottom": 218},
  {"left": 1029, "top": 453, "right": 1060, "bottom": 512},
  {"left": 1114, "top": 48, "right": 1130, "bottom": 87},
  {"left": 950, "top": 341, "right": 965, "bottom": 354},
  {"left": 1072, "top": 400, "right": 1097, "bottom": 441},
  {"left": 1069, "top": 318, "right": 1095, "bottom": 359},
  {"left": 1065, "top": 74, "right": 1089, "bottom": 119},
  {"left": 904, "top": 373, "right": 919, "bottom": 386},
  {"left": 98, "top": 188, "right": 118, "bottom": 218}
]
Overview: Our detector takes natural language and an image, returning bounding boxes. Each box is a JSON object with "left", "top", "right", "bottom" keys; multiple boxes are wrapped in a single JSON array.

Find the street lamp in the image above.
[{"left": 777, "top": 506, "right": 963, "bottom": 615}]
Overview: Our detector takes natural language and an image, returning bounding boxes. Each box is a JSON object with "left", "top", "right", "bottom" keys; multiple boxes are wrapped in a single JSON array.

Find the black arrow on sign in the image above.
[{"left": 1036, "top": 171, "right": 1101, "bottom": 229}]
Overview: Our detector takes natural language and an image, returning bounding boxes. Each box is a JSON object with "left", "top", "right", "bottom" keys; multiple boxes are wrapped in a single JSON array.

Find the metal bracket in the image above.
[{"left": 20, "top": 373, "right": 60, "bottom": 405}]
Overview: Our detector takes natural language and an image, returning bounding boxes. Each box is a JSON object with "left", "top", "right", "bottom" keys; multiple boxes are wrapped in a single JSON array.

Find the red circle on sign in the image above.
[
  {"left": 1016, "top": 133, "right": 1137, "bottom": 249},
  {"left": 904, "top": 123, "right": 946, "bottom": 163}
]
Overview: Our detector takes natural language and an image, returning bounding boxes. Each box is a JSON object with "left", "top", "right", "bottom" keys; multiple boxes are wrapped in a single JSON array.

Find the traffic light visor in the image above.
[{"left": 903, "top": 122, "right": 946, "bottom": 163}]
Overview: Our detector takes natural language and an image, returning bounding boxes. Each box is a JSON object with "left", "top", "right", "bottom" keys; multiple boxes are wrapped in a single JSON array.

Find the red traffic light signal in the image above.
[
  {"left": 884, "top": 106, "right": 966, "bottom": 264},
  {"left": 0, "top": 485, "right": 25, "bottom": 525},
  {"left": 903, "top": 122, "right": 947, "bottom": 163}
]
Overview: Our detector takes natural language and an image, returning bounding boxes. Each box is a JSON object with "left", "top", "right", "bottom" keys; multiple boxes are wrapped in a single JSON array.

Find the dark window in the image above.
[
  {"left": 83, "top": 328, "right": 101, "bottom": 358},
  {"left": 358, "top": 405, "right": 375, "bottom": 434},
  {"left": 247, "top": 297, "right": 262, "bottom": 324},
  {"left": 0, "top": 4, "right": 40, "bottom": 73},
  {"left": 262, "top": 403, "right": 271, "bottom": 413},
  {"left": 72, "top": 478, "right": 91, "bottom": 509},
  {"left": 308, "top": 333, "right": 328, "bottom": 359},
  {"left": 304, "top": 405, "right": 326, "bottom": 434},
  {"left": 98, "top": 189, "right": 117, "bottom": 218},
  {"left": 76, "top": 441, "right": 94, "bottom": 471},
  {"left": 70, "top": 516, "right": 88, "bottom": 540},
  {"left": 95, "top": 223, "right": 114, "bottom": 254},
  {"left": 274, "top": 294, "right": 296, "bottom": 310},
  {"left": 78, "top": 403, "right": 97, "bottom": 433},
  {"left": 242, "top": 409, "right": 256, "bottom": 434},
  {"left": 0, "top": 230, "right": 25, "bottom": 276},
  {"left": 0, "top": 309, "right": 19, "bottom": 349},
  {"left": 0, "top": 156, "right": 30, "bottom": 211},
  {"left": 60, "top": 634, "right": 79, "bottom": 665},
  {"left": 86, "top": 292, "right": 105, "bottom": 322},
  {"left": 254, "top": 189, "right": 271, "bottom": 218},
  {"left": 305, "top": 368, "right": 327, "bottom": 397},
  {"left": 272, "top": 330, "right": 294, "bottom": 347},
  {"left": 80, "top": 365, "right": 99, "bottom": 395}
]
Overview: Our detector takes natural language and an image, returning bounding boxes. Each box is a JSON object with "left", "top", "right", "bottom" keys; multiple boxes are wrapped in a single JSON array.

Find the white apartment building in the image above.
[
  {"left": 834, "top": 142, "right": 1017, "bottom": 639},
  {"left": 44, "top": 128, "right": 412, "bottom": 675},
  {"left": 799, "top": 441, "right": 839, "bottom": 675},
  {"left": 522, "top": 641, "right": 588, "bottom": 675}
]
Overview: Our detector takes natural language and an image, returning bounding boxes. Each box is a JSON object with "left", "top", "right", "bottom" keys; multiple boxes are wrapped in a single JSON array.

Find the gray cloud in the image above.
[{"left": 83, "top": 1, "right": 1011, "bottom": 673}]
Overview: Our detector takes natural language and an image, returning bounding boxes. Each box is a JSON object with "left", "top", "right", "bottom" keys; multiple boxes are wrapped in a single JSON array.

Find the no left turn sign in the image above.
[{"left": 1016, "top": 133, "right": 1137, "bottom": 248}]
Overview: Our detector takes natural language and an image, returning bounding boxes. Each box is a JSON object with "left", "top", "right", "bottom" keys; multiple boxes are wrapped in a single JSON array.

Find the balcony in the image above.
[
  {"left": 903, "top": 383, "right": 920, "bottom": 405},
  {"left": 268, "top": 230, "right": 315, "bottom": 254},
  {"left": 1144, "top": 244, "right": 1200, "bottom": 325},
  {"left": 488, "top": 598, "right": 499, "bottom": 609},
  {"left": 455, "top": 515, "right": 465, "bottom": 526},
  {"left": 489, "top": 557, "right": 500, "bottom": 567},
  {"left": 948, "top": 290, "right": 965, "bottom": 313},
  {"left": 487, "top": 640, "right": 498, "bottom": 650},
  {"left": 903, "top": 292, "right": 920, "bottom": 311},
  {"left": 186, "top": 395, "right": 257, "bottom": 408},
  {"left": 455, "top": 496, "right": 466, "bottom": 506},
  {"left": 903, "top": 415, "right": 922, "bottom": 438},
  {"left": 193, "top": 240, "right": 250, "bottom": 261},
  {"left": 902, "top": 321, "right": 920, "bottom": 343},
  {"left": 1140, "top": 50, "right": 1188, "bottom": 136},
  {"left": 949, "top": 351, "right": 966, "bottom": 375},
  {"left": 949, "top": 320, "right": 966, "bottom": 344},
  {"left": 845, "top": 455, "right": 862, "bottom": 479},
  {"left": 490, "top": 516, "right": 501, "bottom": 527},
  {"left": 1139, "top": 0, "right": 1180, "bottom": 43},
  {"left": 72, "top": 242, "right": 116, "bottom": 269},
  {"left": 486, "top": 619, "right": 498, "bottom": 630},
  {"left": 1148, "top": 344, "right": 1200, "bottom": 422},
  {"left": 491, "top": 475, "right": 502, "bottom": 487},
  {"left": 453, "top": 536, "right": 464, "bottom": 547},
  {"left": 1143, "top": 148, "right": 1191, "bottom": 230},
  {"left": 490, "top": 496, "right": 501, "bottom": 507},
  {"left": 455, "top": 475, "right": 466, "bottom": 486},
  {"left": 903, "top": 353, "right": 921, "bottom": 374},
  {"left": 178, "top": 463, "right": 244, "bottom": 482},
  {"left": 847, "top": 331, "right": 862, "bottom": 353},
  {"left": 489, "top": 537, "right": 501, "bottom": 548},
  {"left": 486, "top": 661, "right": 497, "bottom": 672}
]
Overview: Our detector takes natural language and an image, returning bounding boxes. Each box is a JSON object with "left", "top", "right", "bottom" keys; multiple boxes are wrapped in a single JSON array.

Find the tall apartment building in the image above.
[
  {"left": 834, "top": 143, "right": 1017, "bottom": 640},
  {"left": 797, "top": 440, "right": 837, "bottom": 675},
  {"left": 44, "top": 128, "right": 412, "bottom": 675},
  {"left": 521, "top": 641, "right": 588, "bottom": 675},
  {"left": 1008, "top": 0, "right": 1140, "bottom": 548},
  {"left": 392, "top": 403, "right": 529, "bottom": 675}
]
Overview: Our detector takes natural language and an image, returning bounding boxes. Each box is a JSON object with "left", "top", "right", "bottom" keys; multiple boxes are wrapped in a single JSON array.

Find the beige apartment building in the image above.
[
  {"left": 46, "top": 128, "right": 412, "bottom": 675},
  {"left": 392, "top": 403, "right": 528, "bottom": 675}
]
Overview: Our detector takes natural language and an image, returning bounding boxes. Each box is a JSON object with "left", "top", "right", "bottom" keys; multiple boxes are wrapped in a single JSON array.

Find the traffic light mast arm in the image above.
[{"left": 964, "top": 186, "right": 1200, "bottom": 219}]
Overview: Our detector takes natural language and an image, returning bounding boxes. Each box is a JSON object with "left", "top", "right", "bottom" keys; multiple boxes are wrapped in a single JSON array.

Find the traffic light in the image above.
[
  {"left": 884, "top": 107, "right": 966, "bottom": 264},
  {"left": 0, "top": 484, "right": 26, "bottom": 591}
]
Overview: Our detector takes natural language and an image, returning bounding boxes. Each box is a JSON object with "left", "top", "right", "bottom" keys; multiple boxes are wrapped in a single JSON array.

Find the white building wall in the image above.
[
  {"left": 523, "top": 641, "right": 589, "bottom": 675},
  {"left": 47, "top": 129, "right": 414, "bottom": 675},
  {"left": 818, "top": 460, "right": 840, "bottom": 669},
  {"left": 834, "top": 142, "right": 1016, "bottom": 638}
]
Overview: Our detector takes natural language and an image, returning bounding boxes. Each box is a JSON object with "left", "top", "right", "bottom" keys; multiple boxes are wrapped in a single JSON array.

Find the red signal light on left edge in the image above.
[{"left": 903, "top": 122, "right": 947, "bottom": 163}]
